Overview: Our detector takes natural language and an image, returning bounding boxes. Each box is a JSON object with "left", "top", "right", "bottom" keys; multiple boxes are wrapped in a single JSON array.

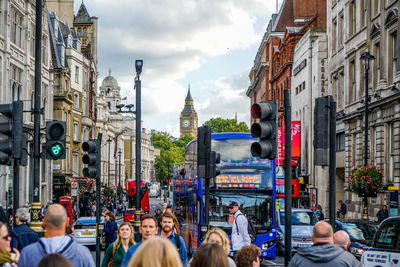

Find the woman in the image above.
[
  {"left": 37, "top": 253, "right": 73, "bottom": 267},
  {"left": 101, "top": 222, "right": 135, "bottom": 267},
  {"left": 195, "top": 228, "right": 235, "bottom": 267},
  {"left": 104, "top": 211, "right": 118, "bottom": 248},
  {"left": 235, "top": 245, "right": 261, "bottom": 267},
  {"left": 314, "top": 204, "right": 324, "bottom": 221},
  {"left": 0, "top": 222, "right": 19, "bottom": 267},
  {"left": 191, "top": 243, "right": 229, "bottom": 267},
  {"left": 128, "top": 236, "right": 182, "bottom": 267}
]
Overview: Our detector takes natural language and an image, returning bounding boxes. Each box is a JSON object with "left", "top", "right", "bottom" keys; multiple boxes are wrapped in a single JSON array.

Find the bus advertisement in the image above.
[{"left": 173, "top": 132, "right": 277, "bottom": 260}]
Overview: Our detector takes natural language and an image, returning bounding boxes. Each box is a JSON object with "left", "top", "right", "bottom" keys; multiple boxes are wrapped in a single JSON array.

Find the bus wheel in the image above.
[{"left": 187, "top": 236, "right": 193, "bottom": 258}]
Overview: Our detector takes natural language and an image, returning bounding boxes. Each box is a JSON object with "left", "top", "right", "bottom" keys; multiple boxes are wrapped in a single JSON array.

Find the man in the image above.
[
  {"left": 288, "top": 221, "right": 359, "bottom": 267},
  {"left": 334, "top": 230, "right": 351, "bottom": 250},
  {"left": 160, "top": 211, "right": 187, "bottom": 265},
  {"left": 18, "top": 204, "right": 94, "bottom": 267},
  {"left": 121, "top": 214, "right": 159, "bottom": 267},
  {"left": 229, "top": 201, "right": 250, "bottom": 253},
  {"left": 338, "top": 200, "right": 347, "bottom": 219},
  {"left": 376, "top": 205, "right": 389, "bottom": 223},
  {"left": 10, "top": 207, "right": 38, "bottom": 251}
]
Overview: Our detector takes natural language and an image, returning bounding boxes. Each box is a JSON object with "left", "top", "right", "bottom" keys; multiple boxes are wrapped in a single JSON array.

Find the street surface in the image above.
[{"left": 87, "top": 196, "right": 285, "bottom": 265}]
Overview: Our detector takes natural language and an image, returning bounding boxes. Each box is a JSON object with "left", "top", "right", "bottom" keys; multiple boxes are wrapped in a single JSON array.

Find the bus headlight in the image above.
[
  {"left": 350, "top": 247, "right": 364, "bottom": 256},
  {"left": 262, "top": 240, "right": 275, "bottom": 250}
]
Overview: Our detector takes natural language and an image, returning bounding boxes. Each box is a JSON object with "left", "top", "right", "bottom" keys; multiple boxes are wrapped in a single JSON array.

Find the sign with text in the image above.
[
  {"left": 216, "top": 174, "right": 262, "bottom": 185},
  {"left": 278, "top": 121, "right": 301, "bottom": 158}
]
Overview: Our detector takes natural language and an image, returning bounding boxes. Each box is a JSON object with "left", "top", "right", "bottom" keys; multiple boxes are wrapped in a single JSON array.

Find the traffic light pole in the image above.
[
  {"left": 31, "top": 0, "right": 43, "bottom": 232},
  {"left": 284, "top": 89, "right": 292, "bottom": 267},
  {"left": 328, "top": 97, "right": 336, "bottom": 228},
  {"left": 134, "top": 74, "right": 142, "bottom": 242},
  {"left": 95, "top": 133, "right": 102, "bottom": 267}
]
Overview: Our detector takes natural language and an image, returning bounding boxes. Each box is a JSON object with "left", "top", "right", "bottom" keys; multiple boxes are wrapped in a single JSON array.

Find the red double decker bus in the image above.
[
  {"left": 126, "top": 180, "right": 150, "bottom": 213},
  {"left": 275, "top": 159, "right": 300, "bottom": 208}
]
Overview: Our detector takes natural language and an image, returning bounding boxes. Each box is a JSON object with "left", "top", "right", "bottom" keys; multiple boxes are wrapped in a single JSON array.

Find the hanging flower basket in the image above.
[{"left": 347, "top": 163, "right": 383, "bottom": 198}]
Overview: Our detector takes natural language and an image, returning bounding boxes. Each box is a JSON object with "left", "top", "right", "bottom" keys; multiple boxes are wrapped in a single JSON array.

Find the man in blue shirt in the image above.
[
  {"left": 160, "top": 211, "right": 187, "bottom": 266},
  {"left": 121, "top": 214, "right": 159, "bottom": 267}
]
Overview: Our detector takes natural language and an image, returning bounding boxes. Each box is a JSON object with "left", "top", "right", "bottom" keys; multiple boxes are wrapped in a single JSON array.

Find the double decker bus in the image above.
[
  {"left": 126, "top": 180, "right": 150, "bottom": 213},
  {"left": 173, "top": 132, "right": 277, "bottom": 259},
  {"left": 275, "top": 159, "right": 300, "bottom": 209}
]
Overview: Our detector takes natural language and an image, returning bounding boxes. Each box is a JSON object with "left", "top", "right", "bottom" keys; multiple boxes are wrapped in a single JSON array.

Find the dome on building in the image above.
[{"left": 101, "top": 69, "right": 119, "bottom": 88}]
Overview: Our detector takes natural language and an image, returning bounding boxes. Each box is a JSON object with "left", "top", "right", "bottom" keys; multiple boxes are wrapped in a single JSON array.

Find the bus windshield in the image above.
[
  {"left": 209, "top": 191, "right": 274, "bottom": 234},
  {"left": 212, "top": 138, "right": 254, "bottom": 162}
]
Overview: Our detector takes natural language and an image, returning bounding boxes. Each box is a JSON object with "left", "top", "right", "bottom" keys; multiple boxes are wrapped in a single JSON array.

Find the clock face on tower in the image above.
[{"left": 183, "top": 120, "right": 190, "bottom": 127}]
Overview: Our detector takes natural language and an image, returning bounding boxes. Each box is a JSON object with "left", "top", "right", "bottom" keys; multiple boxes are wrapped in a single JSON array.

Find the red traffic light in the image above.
[{"left": 251, "top": 102, "right": 274, "bottom": 120}]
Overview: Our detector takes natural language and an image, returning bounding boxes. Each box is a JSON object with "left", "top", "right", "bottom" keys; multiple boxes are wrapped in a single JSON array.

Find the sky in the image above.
[{"left": 74, "top": 0, "right": 284, "bottom": 137}]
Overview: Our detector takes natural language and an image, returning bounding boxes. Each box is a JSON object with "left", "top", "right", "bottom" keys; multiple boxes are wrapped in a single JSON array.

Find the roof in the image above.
[{"left": 74, "top": 3, "right": 92, "bottom": 25}]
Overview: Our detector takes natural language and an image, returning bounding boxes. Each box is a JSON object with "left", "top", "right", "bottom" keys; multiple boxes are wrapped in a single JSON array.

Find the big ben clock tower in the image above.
[{"left": 180, "top": 86, "right": 198, "bottom": 137}]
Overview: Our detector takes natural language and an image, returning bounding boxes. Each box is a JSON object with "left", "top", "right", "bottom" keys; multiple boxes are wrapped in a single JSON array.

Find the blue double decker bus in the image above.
[{"left": 173, "top": 132, "right": 277, "bottom": 259}]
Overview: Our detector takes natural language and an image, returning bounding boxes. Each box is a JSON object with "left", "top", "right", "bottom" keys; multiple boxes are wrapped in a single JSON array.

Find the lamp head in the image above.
[
  {"left": 116, "top": 103, "right": 125, "bottom": 111},
  {"left": 135, "top": 60, "right": 143, "bottom": 75},
  {"left": 125, "top": 104, "right": 134, "bottom": 110}
]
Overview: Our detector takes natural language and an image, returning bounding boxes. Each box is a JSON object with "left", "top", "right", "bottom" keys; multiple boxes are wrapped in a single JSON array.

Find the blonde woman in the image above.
[
  {"left": 128, "top": 236, "right": 182, "bottom": 267},
  {"left": 202, "top": 228, "right": 236, "bottom": 267},
  {"left": 101, "top": 222, "right": 135, "bottom": 267}
]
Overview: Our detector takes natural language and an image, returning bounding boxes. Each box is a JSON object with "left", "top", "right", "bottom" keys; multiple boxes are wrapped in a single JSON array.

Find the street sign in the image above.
[
  {"left": 71, "top": 188, "right": 77, "bottom": 197},
  {"left": 71, "top": 181, "right": 78, "bottom": 189}
]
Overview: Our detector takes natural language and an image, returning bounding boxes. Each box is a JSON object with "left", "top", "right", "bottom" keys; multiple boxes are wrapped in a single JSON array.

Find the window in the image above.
[
  {"left": 338, "top": 13, "right": 343, "bottom": 47},
  {"left": 349, "top": 60, "right": 356, "bottom": 103},
  {"left": 11, "top": 8, "right": 23, "bottom": 47},
  {"left": 338, "top": 72, "right": 344, "bottom": 109},
  {"left": 72, "top": 153, "right": 79, "bottom": 176},
  {"left": 359, "top": 0, "right": 365, "bottom": 28},
  {"left": 42, "top": 35, "right": 48, "bottom": 65},
  {"left": 74, "top": 93, "right": 79, "bottom": 108},
  {"left": 83, "top": 28, "right": 87, "bottom": 36},
  {"left": 30, "top": 23, "right": 35, "bottom": 56},
  {"left": 75, "top": 66, "right": 79, "bottom": 83},
  {"left": 332, "top": 19, "right": 337, "bottom": 52},
  {"left": 372, "top": 0, "right": 379, "bottom": 17},
  {"left": 73, "top": 122, "right": 79, "bottom": 142},
  {"left": 336, "top": 132, "right": 345, "bottom": 151},
  {"left": 373, "top": 42, "right": 380, "bottom": 89},
  {"left": 389, "top": 32, "right": 398, "bottom": 83},
  {"left": 332, "top": 76, "right": 337, "bottom": 101},
  {"left": 374, "top": 221, "right": 399, "bottom": 250},
  {"left": 78, "top": 28, "right": 81, "bottom": 36},
  {"left": 302, "top": 81, "right": 305, "bottom": 91},
  {"left": 348, "top": 1, "right": 356, "bottom": 36}
]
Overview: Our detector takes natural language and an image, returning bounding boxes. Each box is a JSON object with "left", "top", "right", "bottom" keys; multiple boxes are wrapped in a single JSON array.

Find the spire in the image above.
[
  {"left": 74, "top": 2, "right": 92, "bottom": 24},
  {"left": 109, "top": 69, "right": 112, "bottom": 76},
  {"left": 235, "top": 112, "right": 238, "bottom": 122},
  {"left": 185, "top": 84, "right": 193, "bottom": 101}
]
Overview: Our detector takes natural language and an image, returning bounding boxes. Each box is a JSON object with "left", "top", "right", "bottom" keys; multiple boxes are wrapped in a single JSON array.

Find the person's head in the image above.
[
  {"left": 166, "top": 205, "right": 173, "bottom": 214},
  {"left": 312, "top": 221, "right": 334, "bottom": 244},
  {"left": 140, "top": 214, "right": 158, "bottom": 241},
  {"left": 43, "top": 204, "right": 69, "bottom": 232},
  {"left": 334, "top": 230, "right": 351, "bottom": 250},
  {"left": 338, "top": 200, "right": 343, "bottom": 204},
  {"left": 315, "top": 204, "right": 322, "bottom": 210},
  {"left": 175, "top": 208, "right": 181, "bottom": 215},
  {"left": 204, "top": 228, "right": 231, "bottom": 255},
  {"left": 160, "top": 212, "right": 174, "bottom": 234},
  {"left": 235, "top": 245, "right": 261, "bottom": 267},
  {"left": 106, "top": 211, "right": 115, "bottom": 221},
  {"left": 15, "top": 207, "right": 30, "bottom": 225},
  {"left": 128, "top": 236, "right": 182, "bottom": 267},
  {"left": 0, "top": 222, "right": 11, "bottom": 253},
  {"left": 37, "top": 253, "right": 73, "bottom": 267},
  {"left": 155, "top": 209, "right": 161, "bottom": 215},
  {"left": 116, "top": 222, "right": 135, "bottom": 245},
  {"left": 191, "top": 243, "right": 229, "bottom": 267},
  {"left": 382, "top": 205, "right": 388, "bottom": 210},
  {"left": 228, "top": 201, "right": 239, "bottom": 214}
]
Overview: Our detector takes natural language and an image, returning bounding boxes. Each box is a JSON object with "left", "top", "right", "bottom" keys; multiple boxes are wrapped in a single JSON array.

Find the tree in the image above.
[{"left": 203, "top": 117, "right": 249, "bottom": 133}]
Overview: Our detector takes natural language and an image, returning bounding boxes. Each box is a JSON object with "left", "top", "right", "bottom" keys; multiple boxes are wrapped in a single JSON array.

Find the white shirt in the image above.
[{"left": 231, "top": 210, "right": 251, "bottom": 251}]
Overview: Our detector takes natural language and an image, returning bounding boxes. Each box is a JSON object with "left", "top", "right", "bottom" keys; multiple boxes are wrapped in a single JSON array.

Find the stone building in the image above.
[
  {"left": 180, "top": 87, "right": 198, "bottom": 137},
  {"left": 327, "top": 0, "right": 400, "bottom": 218},
  {"left": 0, "top": 0, "right": 52, "bottom": 206}
]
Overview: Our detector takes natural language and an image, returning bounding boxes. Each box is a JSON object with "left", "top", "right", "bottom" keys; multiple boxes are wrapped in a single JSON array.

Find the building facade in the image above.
[
  {"left": 180, "top": 87, "right": 198, "bottom": 137},
  {"left": 0, "top": 0, "right": 53, "bottom": 207}
]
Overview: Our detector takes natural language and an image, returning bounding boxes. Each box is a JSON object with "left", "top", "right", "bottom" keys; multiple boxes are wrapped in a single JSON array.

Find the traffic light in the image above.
[
  {"left": 207, "top": 151, "right": 221, "bottom": 178},
  {"left": 0, "top": 101, "right": 23, "bottom": 165},
  {"left": 197, "top": 126, "right": 211, "bottom": 178},
  {"left": 250, "top": 101, "right": 278, "bottom": 159},
  {"left": 82, "top": 140, "right": 100, "bottom": 179},
  {"left": 46, "top": 121, "right": 66, "bottom": 159}
]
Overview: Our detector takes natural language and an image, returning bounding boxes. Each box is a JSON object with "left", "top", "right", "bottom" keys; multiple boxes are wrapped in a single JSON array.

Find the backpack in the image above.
[
  {"left": 235, "top": 214, "right": 257, "bottom": 243},
  {"left": 174, "top": 234, "right": 181, "bottom": 252}
]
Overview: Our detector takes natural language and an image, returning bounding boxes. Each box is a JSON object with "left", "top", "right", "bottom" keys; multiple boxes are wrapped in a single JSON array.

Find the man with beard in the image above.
[
  {"left": 160, "top": 211, "right": 187, "bottom": 266},
  {"left": 121, "top": 214, "right": 159, "bottom": 267}
]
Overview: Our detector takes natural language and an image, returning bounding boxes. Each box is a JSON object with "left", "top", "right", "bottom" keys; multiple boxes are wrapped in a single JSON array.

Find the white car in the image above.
[{"left": 72, "top": 216, "right": 104, "bottom": 246}]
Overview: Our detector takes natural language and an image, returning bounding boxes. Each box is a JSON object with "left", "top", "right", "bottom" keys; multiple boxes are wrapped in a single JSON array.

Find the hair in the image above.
[
  {"left": 37, "top": 253, "right": 73, "bottom": 267},
  {"left": 204, "top": 228, "right": 231, "bottom": 255},
  {"left": 44, "top": 204, "right": 67, "bottom": 229},
  {"left": 235, "top": 245, "right": 261, "bottom": 267},
  {"left": 15, "top": 207, "right": 30, "bottom": 222},
  {"left": 106, "top": 211, "right": 115, "bottom": 221},
  {"left": 313, "top": 221, "right": 333, "bottom": 239},
  {"left": 315, "top": 204, "right": 322, "bottom": 210},
  {"left": 141, "top": 214, "right": 158, "bottom": 226},
  {"left": 191, "top": 243, "right": 229, "bottom": 267},
  {"left": 334, "top": 230, "right": 350, "bottom": 250},
  {"left": 161, "top": 211, "right": 174, "bottom": 221},
  {"left": 128, "top": 236, "right": 182, "bottom": 267},
  {"left": 114, "top": 222, "right": 135, "bottom": 249},
  {"left": 338, "top": 200, "right": 343, "bottom": 203}
]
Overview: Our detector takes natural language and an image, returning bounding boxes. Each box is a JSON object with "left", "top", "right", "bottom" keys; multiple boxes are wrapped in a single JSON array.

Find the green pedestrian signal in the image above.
[{"left": 46, "top": 121, "right": 66, "bottom": 159}]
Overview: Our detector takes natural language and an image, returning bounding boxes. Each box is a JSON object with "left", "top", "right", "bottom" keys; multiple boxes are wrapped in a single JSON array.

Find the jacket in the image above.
[
  {"left": 231, "top": 210, "right": 250, "bottom": 251},
  {"left": 288, "top": 243, "right": 360, "bottom": 267},
  {"left": 105, "top": 221, "right": 118, "bottom": 246},
  {"left": 101, "top": 241, "right": 134, "bottom": 267},
  {"left": 121, "top": 241, "right": 142, "bottom": 267},
  {"left": 18, "top": 236, "right": 94, "bottom": 267},
  {"left": 167, "top": 231, "right": 187, "bottom": 266},
  {"left": 10, "top": 223, "right": 38, "bottom": 251}
]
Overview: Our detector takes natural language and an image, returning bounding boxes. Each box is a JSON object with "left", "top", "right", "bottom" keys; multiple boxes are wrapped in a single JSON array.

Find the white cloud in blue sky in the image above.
[{"left": 75, "top": 0, "right": 283, "bottom": 137}]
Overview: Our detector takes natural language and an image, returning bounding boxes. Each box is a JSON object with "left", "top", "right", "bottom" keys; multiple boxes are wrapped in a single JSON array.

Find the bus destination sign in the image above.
[{"left": 216, "top": 174, "right": 262, "bottom": 188}]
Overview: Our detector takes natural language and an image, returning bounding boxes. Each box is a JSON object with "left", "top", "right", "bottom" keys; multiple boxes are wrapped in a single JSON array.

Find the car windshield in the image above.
[
  {"left": 356, "top": 223, "right": 378, "bottom": 240},
  {"left": 279, "top": 211, "right": 317, "bottom": 225},
  {"left": 126, "top": 210, "right": 135, "bottom": 214},
  {"left": 342, "top": 223, "right": 366, "bottom": 240},
  {"left": 209, "top": 191, "right": 274, "bottom": 234}
]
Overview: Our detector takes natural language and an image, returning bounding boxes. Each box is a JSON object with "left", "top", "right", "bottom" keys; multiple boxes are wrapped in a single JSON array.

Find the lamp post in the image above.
[
  {"left": 360, "top": 48, "right": 375, "bottom": 219},
  {"left": 107, "top": 139, "right": 112, "bottom": 187},
  {"left": 118, "top": 150, "right": 122, "bottom": 187}
]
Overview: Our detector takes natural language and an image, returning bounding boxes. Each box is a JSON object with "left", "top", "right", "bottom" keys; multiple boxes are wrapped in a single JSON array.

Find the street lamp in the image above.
[
  {"left": 360, "top": 47, "right": 375, "bottom": 219},
  {"left": 118, "top": 150, "right": 122, "bottom": 187}
]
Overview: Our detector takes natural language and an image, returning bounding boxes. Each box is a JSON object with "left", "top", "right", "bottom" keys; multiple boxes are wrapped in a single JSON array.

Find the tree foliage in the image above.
[
  {"left": 152, "top": 132, "right": 194, "bottom": 183},
  {"left": 203, "top": 117, "right": 249, "bottom": 133}
]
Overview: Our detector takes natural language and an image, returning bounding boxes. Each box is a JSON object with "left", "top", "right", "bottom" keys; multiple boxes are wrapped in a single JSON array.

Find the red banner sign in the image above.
[{"left": 278, "top": 121, "right": 301, "bottom": 159}]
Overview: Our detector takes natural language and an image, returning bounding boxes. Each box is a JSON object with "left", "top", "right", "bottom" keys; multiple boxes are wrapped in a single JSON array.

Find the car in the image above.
[
  {"left": 361, "top": 216, "right": 400, "bottom": 266},
  {"left": 72, "top": 216, "right": 104, "bottom": 246},
  {"left": 276, "top": 208, "right": 318, "bottom": 254},
  {"left": 334, "top": 219, "right": 379, "bottom": 260},
  {"left": 123, "top": 209, "right": 135, "bottom": 222},
  {"left": 149, "top": 188, "right": 160, "bottom": 198}
]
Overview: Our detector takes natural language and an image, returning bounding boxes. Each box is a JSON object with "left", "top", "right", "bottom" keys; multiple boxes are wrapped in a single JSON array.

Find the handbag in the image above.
[{"left": 107, "top": 243, "right": 117, "bottom": 267}]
